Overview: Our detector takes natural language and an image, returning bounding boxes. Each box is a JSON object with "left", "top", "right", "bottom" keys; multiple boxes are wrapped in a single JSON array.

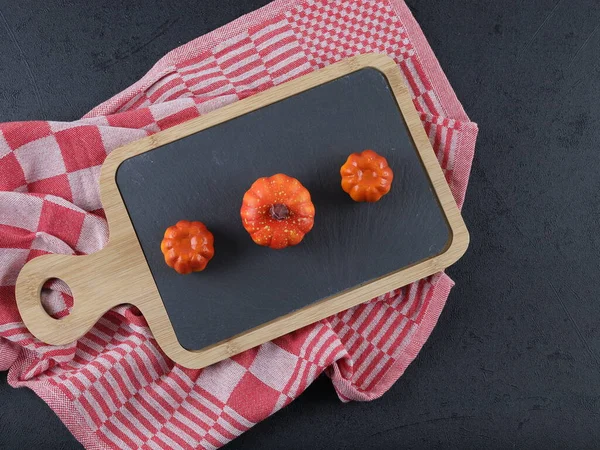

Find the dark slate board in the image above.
[{"left": 116, "top": 68, "right": 450, "bottom": 350}]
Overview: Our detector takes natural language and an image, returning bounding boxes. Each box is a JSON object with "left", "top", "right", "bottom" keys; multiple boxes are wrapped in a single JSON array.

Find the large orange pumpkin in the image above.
[{"left": 240, "top": 174, "right": 315, "bottom": 249}]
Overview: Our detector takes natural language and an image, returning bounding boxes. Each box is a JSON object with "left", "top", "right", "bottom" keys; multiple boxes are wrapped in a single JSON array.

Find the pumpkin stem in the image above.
[{"left": 270, "top": 203, "right": 290, "bottom": 220}]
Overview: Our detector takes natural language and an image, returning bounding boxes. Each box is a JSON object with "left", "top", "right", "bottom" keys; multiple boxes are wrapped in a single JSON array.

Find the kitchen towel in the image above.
[{"left": 0, "top": 0, "right": 478, "bottom": 448}]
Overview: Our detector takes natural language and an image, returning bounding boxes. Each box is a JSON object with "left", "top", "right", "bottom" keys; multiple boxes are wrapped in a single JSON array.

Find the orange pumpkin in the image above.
[
  {"left": 240, "top": 174, "right": 315, "bottom": 249},
  {"left": 160, "top": 220, "right": 214, "bottom": 274},
  {"left": 340, "top": 149, "right": 394, "bottom": 202}
]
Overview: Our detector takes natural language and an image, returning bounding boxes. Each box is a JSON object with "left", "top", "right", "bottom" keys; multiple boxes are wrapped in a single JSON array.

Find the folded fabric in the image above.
[{"left": 0, "top": 0, "right": 478, "bottom": 448}]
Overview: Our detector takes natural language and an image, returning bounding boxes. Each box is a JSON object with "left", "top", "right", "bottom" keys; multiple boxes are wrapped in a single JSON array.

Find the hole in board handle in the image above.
[{"left": 41, "top": 278, "right": 73, "bottom": 320}]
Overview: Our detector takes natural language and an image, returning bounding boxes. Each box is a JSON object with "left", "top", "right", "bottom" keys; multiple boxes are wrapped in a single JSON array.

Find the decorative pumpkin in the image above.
[
  {"left": 240, "top": 174, "right": 315, "bottom": 249},
  {"left": 160, "top": 220, "right": 214, "bottom": 274},
  {"left": 340, "top": 149, "right": 394, "bottom": 202}
]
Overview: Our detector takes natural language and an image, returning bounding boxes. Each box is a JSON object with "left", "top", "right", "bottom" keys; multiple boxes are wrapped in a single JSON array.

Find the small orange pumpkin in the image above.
[
  {"left": 160, "top": 220, "right": 214, "bottom": 274},
  {"left": 340, "top": 149, "right": 394, "bottom": 202},
  {"left": 240, "top": 174, "right": 315, "bottom": 249}
]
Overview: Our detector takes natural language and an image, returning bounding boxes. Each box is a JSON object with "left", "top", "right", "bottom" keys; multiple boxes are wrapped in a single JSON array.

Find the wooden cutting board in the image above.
[{"left": 16, "top": 54, "right": 469, "bottom": 369}]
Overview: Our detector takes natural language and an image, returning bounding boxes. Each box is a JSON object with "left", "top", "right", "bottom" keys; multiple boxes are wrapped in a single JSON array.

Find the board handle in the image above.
[{"left": 15, "top": 250, "right": 120, "bottom": 345}]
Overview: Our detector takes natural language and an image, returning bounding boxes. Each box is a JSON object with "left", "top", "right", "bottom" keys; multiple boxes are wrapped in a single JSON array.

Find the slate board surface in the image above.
[{"left": 116, "top": 68, "right": 450, "bottom": 350}]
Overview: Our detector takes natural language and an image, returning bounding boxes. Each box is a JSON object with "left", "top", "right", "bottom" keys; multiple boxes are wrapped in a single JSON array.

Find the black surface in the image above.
[
  {"left": 0, "top": 371, "right": 79, "bottom": 450},
  {"left": 117, "top": 68, "right": 449, "bottom": 350},
  {"left": 1, "top": 0, "right": 600, "bottom": 449}
]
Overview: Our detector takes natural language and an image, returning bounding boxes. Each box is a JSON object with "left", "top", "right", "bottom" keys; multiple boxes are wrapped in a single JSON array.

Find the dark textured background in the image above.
[{"left": 1, "top": 0, "right": 599, "bottom": 448}]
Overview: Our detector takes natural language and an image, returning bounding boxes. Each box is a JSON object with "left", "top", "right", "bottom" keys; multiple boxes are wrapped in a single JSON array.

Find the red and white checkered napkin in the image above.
[{"left": 0, "top": 1, "right": 477, "bottom": 448}]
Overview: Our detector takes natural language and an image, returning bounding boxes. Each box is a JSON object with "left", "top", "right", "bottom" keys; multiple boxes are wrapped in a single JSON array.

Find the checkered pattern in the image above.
[{"left": 0, "top": 1, "right": 478, "bottom": 448}]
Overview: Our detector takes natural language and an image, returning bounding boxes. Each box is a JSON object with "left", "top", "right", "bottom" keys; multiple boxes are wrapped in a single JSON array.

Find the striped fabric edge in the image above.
[
  {"left": 84, "top": 0, "right": 305, "bottom": 118},
  {"left": 6, "top": 347, "right": 110, "bottom": 450},
  {"left": 390, "top": 0, "right": 471, "bottom": 123},
  {"left": 329, "top": 273, "right": 454, "bottom": 401}
]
